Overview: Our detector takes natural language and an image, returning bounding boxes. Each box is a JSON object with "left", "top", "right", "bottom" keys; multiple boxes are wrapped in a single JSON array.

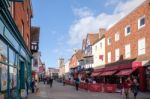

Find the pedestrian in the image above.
[
  {"left": 131, "top": 79, "right": 139, "bottom": 99},
  {"left": 63, "top": 77, "right": 65, "bottom": 86},
  {"left": 49, "top": 77, "right": 53, "bottom": 88},
  {"left": 35, "top": 80, "right": 39, "bottom": 93},
  {"left": 123, "top": 77, "right": 132, "bottom": 99},
  {"left": 31, "top": 78, "right": 35, "bottom": 93},
  {"left": 75, "top": 78, "right": 80, "bottom": 91}
]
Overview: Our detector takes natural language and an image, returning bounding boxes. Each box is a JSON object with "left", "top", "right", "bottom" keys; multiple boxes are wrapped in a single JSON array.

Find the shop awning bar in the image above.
[{"left": 115, "top": 69, "right": 136, "bottom": 76}]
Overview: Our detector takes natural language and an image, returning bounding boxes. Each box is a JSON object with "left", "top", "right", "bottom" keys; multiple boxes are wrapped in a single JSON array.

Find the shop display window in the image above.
[
  {"left": 9, "top": 48, "right": 16, "bottom": 66},
  {"left": 9, "top": 66, "right": 17, "bottom": 89},
  {"left": 0, "top": 63, "right": 8, "bottom": 91},
  {"left": 0, "top": 39, "right": 8, "bottom": 63},
  {"left": 0, "top": 19, "right": 4, "bottom": 35}
]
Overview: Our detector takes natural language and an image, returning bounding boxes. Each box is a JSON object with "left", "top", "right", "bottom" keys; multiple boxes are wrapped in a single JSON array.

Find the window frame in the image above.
[
  {"left": 125, "top": 44, "right": 131, "bottom": 58},
  {"left": 138, "top": 15, "right": 145, "bottom": 30},
  {"left": 107, "top": 51, "right": 111, "bottom": 63},
  {"left": 125, "top": 25, "right": 131, "bottom": 36},
  {"left": 115, "top": 32, "right": 120, "bottom": 41},
  {"left": 115, "top": 48, "right": 120, "bottom": 61},
  {"left": 138, "top": 38, "right": 145, "bottom": 55}
]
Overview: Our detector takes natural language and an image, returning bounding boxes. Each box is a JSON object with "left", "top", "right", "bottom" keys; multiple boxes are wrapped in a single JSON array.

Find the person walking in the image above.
[
  {"left": 49, "top": 77, "right": 53, "bottom": 88},
  {"left": 123, "top": 78, "right": 132, "bottom": 99},
  {"left": 35, "top": 80, "right": 39, "bottom": 93},
  {"left": 75, "top": 78, "right": 80, "bottom": 91},
  {"left": 31, "top": 79, "right": 35, "bottom": 93},
  {"left": 62, "top": 77, "right": 65, "bottom": 86},
  {"left": 43, "top": 77, "right": 46, "bottom": 84},
  {"left": 131, "top": 79, "right": 139, "bottom": 99}
]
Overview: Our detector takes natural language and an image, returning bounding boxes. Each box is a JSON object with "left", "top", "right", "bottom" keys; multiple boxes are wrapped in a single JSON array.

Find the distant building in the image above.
[
  {"left": 58, "top": 58, "right": 65, "bottom": 78},
  {"left": 48, "top": 68, "right": 59, "bottom": 79}
]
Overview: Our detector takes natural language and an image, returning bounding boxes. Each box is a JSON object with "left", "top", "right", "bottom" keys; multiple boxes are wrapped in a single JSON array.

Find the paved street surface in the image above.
[{"left": 29, "top": 81, "right": 150, "bottom": 99}]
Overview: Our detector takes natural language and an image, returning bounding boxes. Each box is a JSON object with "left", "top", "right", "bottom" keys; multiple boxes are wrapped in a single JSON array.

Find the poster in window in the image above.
[{"left": 1, "top": 64, "right": 8, "bottom": 91}]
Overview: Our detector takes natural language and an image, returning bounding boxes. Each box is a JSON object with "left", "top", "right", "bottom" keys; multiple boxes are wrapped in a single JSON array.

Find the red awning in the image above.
[
  {"left": 100, "top": 70, "right": 116, "bottom": 76},
  {"left": 115, "top": 69, "right": 135, "bottom": 76},
  {"left": 91, "top": 72, "right": 100, "bottom": 77}
]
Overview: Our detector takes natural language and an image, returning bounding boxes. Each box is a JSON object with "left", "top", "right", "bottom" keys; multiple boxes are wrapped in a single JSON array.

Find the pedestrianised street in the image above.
[{"left": 28, "top": 81, "right": 150, "bottom": 99}]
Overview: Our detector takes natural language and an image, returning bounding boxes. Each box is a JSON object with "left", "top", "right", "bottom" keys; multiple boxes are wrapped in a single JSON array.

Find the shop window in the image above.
[
  {"left": 138, "top": 38, "right": 145, "bottom": 55},
  {"left": 138, "top": 15, "right": 145, "bottom": 29},
  {"left": 0, "top": 63, "right": 8, "bottom": 96},
  {"left": 125, "top": 25, "right": 131, "bottom": 36},
  {"left": 9, "top": 66, "right": 17, "bottom": 89},
  {"left": 4, "top": 27, "right": 19, "bottom": 51},
  {"left": 0, "top": 40, "right": 8, "bottom": 63},
  {"left": 0, "top": 19, "right": 4, "bottom": 35},
  {"left": 9, "top": 66, "right": 17, "bottom": 98},
  {"left": 9, "top": 48, "right": 16, "bottom": 66}
]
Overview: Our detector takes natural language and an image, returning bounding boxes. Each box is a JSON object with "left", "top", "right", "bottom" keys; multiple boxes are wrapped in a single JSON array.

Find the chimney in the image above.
[{"left": 99, "top": 28, "right": 106, "bottom": 38}]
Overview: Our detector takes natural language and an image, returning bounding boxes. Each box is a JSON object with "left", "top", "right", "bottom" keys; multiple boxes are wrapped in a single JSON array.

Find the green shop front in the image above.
[{"left": 0, "top": 0, "right": 32, "bottom": 99}]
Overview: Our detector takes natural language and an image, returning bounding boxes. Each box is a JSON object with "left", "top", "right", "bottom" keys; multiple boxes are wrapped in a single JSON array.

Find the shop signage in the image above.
[{"left": 132, "top": 62, "right": 142, "bottom": 69}]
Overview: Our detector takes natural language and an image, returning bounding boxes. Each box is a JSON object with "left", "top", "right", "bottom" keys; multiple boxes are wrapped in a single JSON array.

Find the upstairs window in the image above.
[
  {"left": 115, "top": 32, "right": 120, "bottom": 41},
  {"left": 125, "top": 44, "right": 131, "bottom": 58},
  {"left": 138, "top": 38, "right": 145, "bottom": 55},
  {"left": 107, "top": 52, "right": 111, "bottom": 63},
  {"left": 138, "top": 15, "right": 145, "bottom": 29},
  {"left": 125, "top": 25, "right": 131, "bottom": 36},
  {"left": 115, "top": 48, "right": 120, "bottom": 61},
  {"left": 107, "top": 37, "right": 112, "bottom": 45}
]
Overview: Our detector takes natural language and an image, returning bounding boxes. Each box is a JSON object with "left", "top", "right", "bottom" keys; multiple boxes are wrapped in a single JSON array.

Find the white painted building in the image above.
[
  {"left": 92, "top": 28, "right": 106, "bottom": 69},
  {"left": 64, "top": 60, "right": 70, "bottom": 80},
  {"left": 92, "top": 37, "right": 105, "bottom": 68}
]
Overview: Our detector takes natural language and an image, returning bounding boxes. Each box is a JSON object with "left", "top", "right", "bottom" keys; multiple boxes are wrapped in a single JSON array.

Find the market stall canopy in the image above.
[
  {"left": 100, "top": 70, "right": 117, "bottom": 76},
  {"left": 115, "top": 69, "right": 135, "bottom": 76},
  {"left": 91, "top": 72, "right": 100, "bottom": 77}
]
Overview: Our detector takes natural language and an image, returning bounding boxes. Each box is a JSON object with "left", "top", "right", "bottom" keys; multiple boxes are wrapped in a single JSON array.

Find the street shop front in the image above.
[
  {"left": 0, "top": 1, "right": 32, "bottom": 98},
  {"left": 89, "top": 61, "right": 145, "bottom": 92}
]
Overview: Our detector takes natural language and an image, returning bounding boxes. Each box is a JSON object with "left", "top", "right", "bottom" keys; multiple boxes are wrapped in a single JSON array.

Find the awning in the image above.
[
  {"left": 91, "top": 72, "right": 100, "bottom": 77},
  {"left": 100, "top": 70, "right": 116, "bottom": 76},
  {"left": 115, "top": 69, "right": 135, "bottom": 76}
]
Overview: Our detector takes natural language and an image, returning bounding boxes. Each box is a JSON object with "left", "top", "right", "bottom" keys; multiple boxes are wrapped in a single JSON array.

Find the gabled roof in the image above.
[
  {"left": 86, "top": 33, "right": 99, "bottom": 45},
  {"left": 75, "top": 50, "right": 84, "bottom": 60}
]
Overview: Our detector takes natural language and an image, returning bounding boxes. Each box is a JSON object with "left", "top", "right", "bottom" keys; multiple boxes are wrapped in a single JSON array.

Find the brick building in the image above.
[
  {"left": 0, "top": 0, "right": 33, "bottom": 98},
  {"left": 105, "top": 0, "right": 150, "bottom": 91}
]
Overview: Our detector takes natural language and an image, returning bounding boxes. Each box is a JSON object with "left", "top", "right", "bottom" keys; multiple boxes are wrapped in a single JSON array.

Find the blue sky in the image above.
[{"left": 32, "top": 0, "right": 145, "bottom": 68}]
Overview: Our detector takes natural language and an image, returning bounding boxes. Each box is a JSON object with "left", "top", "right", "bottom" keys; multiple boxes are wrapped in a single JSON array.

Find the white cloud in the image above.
[
  {"left": 68, "top": 0, "right": 145, "bottom": 46},
  {"left": 105, "top": 0, "right": 121, "bottom": 6},
  {"left": 73, "top": 7, "right": 93, "bottom": 18}
]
